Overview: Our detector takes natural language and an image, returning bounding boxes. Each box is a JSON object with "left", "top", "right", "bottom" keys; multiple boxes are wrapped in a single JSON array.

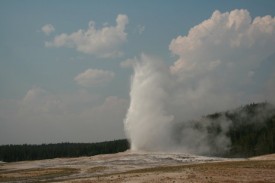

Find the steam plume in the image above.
[
  {"left": 124, "top": 55, "right": 174, "bottom": 151},
  {"left": 124, "top": 9, "right": 275, "bottom": 154}
]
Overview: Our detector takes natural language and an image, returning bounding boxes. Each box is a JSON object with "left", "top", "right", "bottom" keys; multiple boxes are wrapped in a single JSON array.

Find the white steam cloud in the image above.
[{"left": 124, "top": 9, "right": 275, "bottom": 154}]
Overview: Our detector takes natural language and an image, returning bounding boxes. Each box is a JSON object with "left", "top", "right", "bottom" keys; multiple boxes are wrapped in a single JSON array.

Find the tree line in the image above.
[
  {"left": 0, "top": 139, "right": 129, "bottom": 162},
  {"left": 206, "top": 102, "right": 275, "bottom": 157}
]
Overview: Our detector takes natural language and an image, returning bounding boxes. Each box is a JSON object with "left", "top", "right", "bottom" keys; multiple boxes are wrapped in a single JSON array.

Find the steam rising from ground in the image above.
[{"left": 124, "top": 9, "right": 275, "bottom": 155}]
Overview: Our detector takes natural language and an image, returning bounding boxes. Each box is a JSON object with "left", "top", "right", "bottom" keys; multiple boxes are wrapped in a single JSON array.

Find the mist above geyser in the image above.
[{"left": 124, "top": 9, "right": 275, "bottom": 155}]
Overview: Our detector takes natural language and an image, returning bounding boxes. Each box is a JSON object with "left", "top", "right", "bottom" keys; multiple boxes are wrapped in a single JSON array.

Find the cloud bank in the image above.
[
  {"left": 124, "top": 9, "right": 275, "bottom": 154},
  {"left": 0, "top": 87, "right": 128, "bottom": 144},
  {"left": 46, "top": 14, "right": 128, "bottom": 58},
  {"left": 74, "top": 69, "right": 115, "bottom": 87}
]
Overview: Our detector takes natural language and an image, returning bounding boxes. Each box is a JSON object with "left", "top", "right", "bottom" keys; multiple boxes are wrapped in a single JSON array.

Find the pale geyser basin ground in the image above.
[{"left": 0, "top": 151, "right": 275, "bottom": 182}]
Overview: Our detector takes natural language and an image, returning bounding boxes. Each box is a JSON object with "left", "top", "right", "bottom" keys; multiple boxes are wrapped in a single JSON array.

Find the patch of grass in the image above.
[
  {"left": 87, "top": 166, "right": 107, "bottom": 173},
  {"left": 191, "top": 160, "right": 275, "bottom": 170},
  {"left": 112, "top": 160, "right": 275, "bottom": 175},
  {"left": 0, "top": 167, "right": 79, "bottom": 182}
]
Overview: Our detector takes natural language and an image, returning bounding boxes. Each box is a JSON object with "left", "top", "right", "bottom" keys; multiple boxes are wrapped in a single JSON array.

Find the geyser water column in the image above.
[{"left": 124, "top": 54, "right": 174, "bottom": 151}]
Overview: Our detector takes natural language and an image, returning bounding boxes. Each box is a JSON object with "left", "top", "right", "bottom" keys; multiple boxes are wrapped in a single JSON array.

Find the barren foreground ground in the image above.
[{"left": 0, "top": 152, "right": 274, "bottom": 182}]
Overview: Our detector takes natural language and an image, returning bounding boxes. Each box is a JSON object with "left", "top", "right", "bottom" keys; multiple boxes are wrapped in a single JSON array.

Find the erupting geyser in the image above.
[
  {"left": 124, "top": 9, "right": 275, "bottom": 155},
  {"left": 124, "top": 55, "right": 174, "bottom": 152}
]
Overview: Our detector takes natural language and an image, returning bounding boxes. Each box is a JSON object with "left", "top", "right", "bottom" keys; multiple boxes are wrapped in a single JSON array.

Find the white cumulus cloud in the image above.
[
  {"left": 168, "top": 9, "right": 275, "bottom": 114},
  {"left": 74, "top": 69, "right": 115, "bottom": 87},
  {"left": 45, "top": 14, "right": 129, "bottom": 58},
  {"left": 169, "top": 9, "right": 275, "bottom": 75},
  {"left": 41, "top": 24, "right": 55, "bottom": 35}
]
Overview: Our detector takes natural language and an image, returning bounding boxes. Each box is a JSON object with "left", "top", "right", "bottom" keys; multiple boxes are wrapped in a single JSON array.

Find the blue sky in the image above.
[{"left": 0, "top": 0, "right": 275, "bottom": 144}]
